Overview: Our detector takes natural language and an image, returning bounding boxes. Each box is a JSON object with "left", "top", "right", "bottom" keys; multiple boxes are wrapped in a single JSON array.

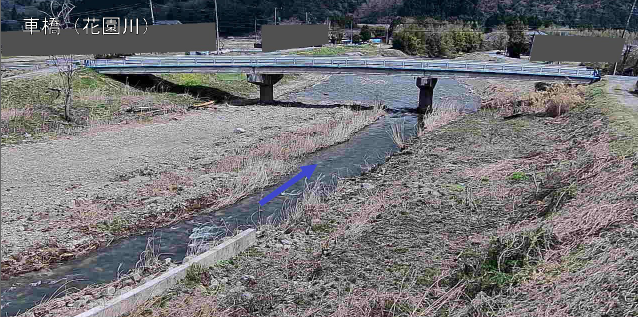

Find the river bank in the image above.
[{"left": 89, "top": 79, "right": 638, "bottom": 317}]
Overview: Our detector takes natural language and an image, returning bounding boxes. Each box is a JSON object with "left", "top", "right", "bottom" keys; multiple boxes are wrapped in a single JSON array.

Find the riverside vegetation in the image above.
[{"left": 80, "top": 79, "right": 636, "bottom": 317}]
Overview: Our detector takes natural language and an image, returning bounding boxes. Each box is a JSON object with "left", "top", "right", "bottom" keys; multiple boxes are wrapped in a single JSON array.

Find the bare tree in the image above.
[
  {"left": 50, "top": 55, "right": 76, "bottom": 121},
  {"left": 40, "top": 0, "right": 79, "bottom": 121}
]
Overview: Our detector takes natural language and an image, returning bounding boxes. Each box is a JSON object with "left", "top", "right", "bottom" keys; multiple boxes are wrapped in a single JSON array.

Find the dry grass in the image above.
[
  {"left": 389, "top": 119, "right": 407, "bottom": 150},
  {"left": 0, "top": 68, "right": 197, "bottom": 143},
  {"left": 204, "top": 105, "right": 386, "bottom": 206},
  {"left": 417, "top": 101, "right": 463, "bottom": 137},
  {"left": 480, "top": 82, "right": 587, "bottom": 118},
  {"left": 137, "top": 172, "right": 195, "bottom": 198}
]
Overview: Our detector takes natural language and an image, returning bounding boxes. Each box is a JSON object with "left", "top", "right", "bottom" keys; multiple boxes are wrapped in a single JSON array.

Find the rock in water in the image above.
[{"left": 189, "top": 226, "right": 220, "bottom": 240}]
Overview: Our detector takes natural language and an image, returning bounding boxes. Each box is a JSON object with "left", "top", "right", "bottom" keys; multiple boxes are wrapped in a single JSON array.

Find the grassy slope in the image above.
[{"left": 0, "top": 69, "right": 300, "bottom": 145}]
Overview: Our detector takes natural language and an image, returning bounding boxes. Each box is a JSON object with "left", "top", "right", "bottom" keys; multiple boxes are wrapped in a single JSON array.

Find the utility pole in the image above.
[
  {"left": 614, "top": 0, "right": 638, "bottom": 75},
  {"left": 214, "top": 0, "right": 219, "bottom": 54},
  {"left": 350, "top": 19, "right": 353, "bottom": 44},
  {"left": 149, "top": 0, "right": 155, "bottom": 25},
  {"left": 255, "top": 18, "right": 257, "bottom": 43},
  {"left": 306, "top": 12, "right": 309, "bottom": 24}
]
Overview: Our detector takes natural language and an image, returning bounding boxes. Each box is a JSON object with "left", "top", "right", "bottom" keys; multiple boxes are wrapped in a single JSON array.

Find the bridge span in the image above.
[{"left": 85, "top": 56, "right": 601, "bottom": 114}]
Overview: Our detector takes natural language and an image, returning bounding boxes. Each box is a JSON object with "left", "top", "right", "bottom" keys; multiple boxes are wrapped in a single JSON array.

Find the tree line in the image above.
[
  {"left": 4, "top": 0, "right": 638, "bottom": 35},
  {"left": 391, "top": 17, "right": 531, "bottom": 58}
]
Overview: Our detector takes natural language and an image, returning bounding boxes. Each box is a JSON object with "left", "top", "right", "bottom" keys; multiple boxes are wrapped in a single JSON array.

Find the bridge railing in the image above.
[{"left": 83, "top": 57, "right": 599, "bottom": 79}]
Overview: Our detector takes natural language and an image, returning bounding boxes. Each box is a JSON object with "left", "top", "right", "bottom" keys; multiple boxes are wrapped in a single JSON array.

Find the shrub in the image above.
[
  {"left": 360, "top": 25, "right": 372, "bottom": 42},
  {"left": 507, "top": 19, "right": 529, "bottom": 58},
  {"left": 392, "top": 30, "right": 422, "bottom": 55}
]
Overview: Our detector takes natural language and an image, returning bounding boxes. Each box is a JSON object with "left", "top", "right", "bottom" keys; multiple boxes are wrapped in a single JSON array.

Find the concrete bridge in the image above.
[{"left": 84, "top": 56, "right": 601, "bottom": 114}]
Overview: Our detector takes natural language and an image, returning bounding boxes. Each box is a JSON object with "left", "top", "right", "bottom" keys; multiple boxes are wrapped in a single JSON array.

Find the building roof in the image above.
[
  {"left": 526, "top": 30, "right": 547, "bottom": 36},
  {"left": 154, "top": 20, "right": 182, "bottom": 25}
]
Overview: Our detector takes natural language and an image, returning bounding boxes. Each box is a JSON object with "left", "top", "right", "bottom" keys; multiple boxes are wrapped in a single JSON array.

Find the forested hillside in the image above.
[{"left": 3, "top": 0, "right": 638, "bottom": 35}]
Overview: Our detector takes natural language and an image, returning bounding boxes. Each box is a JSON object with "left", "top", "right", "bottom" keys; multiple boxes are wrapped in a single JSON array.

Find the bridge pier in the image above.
[
  {"left": 416, "top": 77, "right": 438, "bottom": 115},
  {"left": 247, "top": 74, "right": 284, "bottom": 104}
]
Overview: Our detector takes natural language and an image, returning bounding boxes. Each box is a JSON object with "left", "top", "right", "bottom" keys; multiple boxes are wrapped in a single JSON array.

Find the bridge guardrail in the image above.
[{"left": 83, "top": 57, "right": 600, "bottom": 80}]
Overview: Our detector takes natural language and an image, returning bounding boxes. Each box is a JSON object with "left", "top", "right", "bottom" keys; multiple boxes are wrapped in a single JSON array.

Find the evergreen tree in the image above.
[
  {"left": 360, "top": 25, "right": 372, "bottom": 42},
  {"left": 507, "top": 19, "right": 528, "bottom": 58}
]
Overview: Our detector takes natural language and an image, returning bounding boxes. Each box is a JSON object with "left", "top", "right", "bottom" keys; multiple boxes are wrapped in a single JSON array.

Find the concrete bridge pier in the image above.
[
  {"left": 247, "top": 74, "right": 284, "bottom": 104},
  {"left": 416, "top": 77, "right": 438, "bottom": 115}
]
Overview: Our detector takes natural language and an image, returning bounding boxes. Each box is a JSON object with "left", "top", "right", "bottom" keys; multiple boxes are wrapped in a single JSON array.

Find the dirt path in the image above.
[{"left": 605, "top": 75, "right": 638, "bottom": 112}]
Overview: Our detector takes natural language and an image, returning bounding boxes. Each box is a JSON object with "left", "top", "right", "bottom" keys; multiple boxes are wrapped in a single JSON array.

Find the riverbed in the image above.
[{"left": 0, "top": 74, "right": 480, "bottom": 316}]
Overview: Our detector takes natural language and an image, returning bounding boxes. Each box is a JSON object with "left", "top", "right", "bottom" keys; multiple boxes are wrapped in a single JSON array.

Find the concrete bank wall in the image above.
[{"left": 73, "top": 228, "right": 257, "bottom": 317}]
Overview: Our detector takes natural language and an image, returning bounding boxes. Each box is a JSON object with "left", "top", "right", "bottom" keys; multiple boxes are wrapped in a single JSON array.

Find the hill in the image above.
[{"left": 2, "top": 0, "right": 638, "bottom": 35}]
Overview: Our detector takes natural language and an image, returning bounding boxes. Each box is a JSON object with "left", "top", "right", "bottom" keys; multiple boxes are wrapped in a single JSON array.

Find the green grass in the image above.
[
  {"left": 97, "top": 216, "right": 129, "bottom": 234},
  {"left": 293, "top": 44, "right": 381, "bottom": 56},
  {"left": 447, "top": 184, "right": 465, "bottom": 192},
  {"left": 586, "top": 81, "right": 638, "bottom": 157},
  {"left": 158, "top": 73, "right": 299, "bottom": 98},
  {"left": 184, "top": 263, "right": 207, "bottom": 287},
  {"left": 510, "top": 172, "right": 529, "bottom": 181}
]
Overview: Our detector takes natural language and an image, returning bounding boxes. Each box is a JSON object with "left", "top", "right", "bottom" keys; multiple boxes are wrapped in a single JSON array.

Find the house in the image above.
[
  {"left": 525, "top": 30, "right": 547, "bottom": 37},
  {"left": 154, "top": 20, "right": 182, "bottom": 25}
]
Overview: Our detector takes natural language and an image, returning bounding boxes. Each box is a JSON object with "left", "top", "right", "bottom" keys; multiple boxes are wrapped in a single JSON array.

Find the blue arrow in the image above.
[{"left": 259, "top": 164, "right": 317, "bottom": 206}]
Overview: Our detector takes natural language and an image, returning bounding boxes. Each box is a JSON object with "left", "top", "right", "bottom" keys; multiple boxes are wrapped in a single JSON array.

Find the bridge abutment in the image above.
[
  {"left": 247, "top": 74, "right": 284, "bottom": 103},
  {"left": 416, "top": 77, "right": 437, "bottom": 115}
]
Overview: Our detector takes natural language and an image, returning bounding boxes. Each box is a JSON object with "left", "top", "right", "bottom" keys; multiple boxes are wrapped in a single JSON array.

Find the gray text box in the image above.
[
  {"left": 262, "top": 24, "right": 328, "bottom": 52},
  {"left": 530, "top": 35, "right": 624, "bottom": 63},
  {"left": 2, "top": 22, "right": 217, "bottom": 56}
]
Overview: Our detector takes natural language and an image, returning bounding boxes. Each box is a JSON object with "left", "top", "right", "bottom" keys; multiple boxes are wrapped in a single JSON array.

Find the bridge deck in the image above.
[{"left": 84, "top": 56, "right": 600, "bottom": 83}]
